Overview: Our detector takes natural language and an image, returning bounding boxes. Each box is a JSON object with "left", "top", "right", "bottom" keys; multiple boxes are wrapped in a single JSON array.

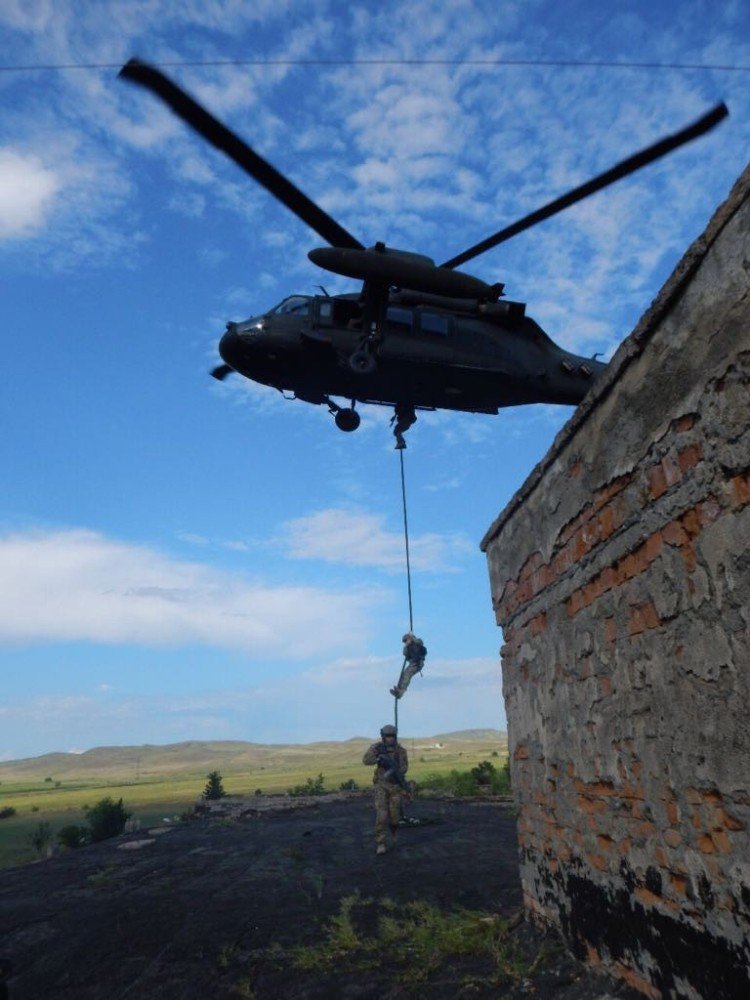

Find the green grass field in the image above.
[{"left": 0, "top": 731, "right": 508, "bottom": 868}]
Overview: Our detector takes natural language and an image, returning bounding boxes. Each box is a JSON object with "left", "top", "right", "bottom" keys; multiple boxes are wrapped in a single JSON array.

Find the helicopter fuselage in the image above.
[{"left": 218, "top": 291, "right": 605, "bottom": 414}]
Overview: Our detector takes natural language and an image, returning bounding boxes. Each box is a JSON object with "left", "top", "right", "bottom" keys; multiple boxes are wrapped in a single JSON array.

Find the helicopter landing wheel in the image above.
[
  {"left": 335, "top": 408, "right": 360, "bottom": 432},
  {"left": 348, "top": 350, "right": 376, "bottom": 375}
]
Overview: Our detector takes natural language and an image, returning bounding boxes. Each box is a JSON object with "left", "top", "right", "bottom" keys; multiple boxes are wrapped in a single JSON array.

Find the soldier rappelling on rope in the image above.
[
  {"left": 391, "top": 633, "right": 427, "bottom": 699},
  {"left": 390, "top": 403, "right": 417, "bottom": 450}
]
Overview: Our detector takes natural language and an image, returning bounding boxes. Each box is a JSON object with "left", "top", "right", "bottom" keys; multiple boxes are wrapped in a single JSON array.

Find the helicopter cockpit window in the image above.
[
  {"left": 271, "top": 295, "right": 311, "bottom": 316},
  {"left": 420, "top": 312, "right": 450, "bottom": 336},
  {"left": 386, "top": 307, "right": 413, "bottom": 331}
]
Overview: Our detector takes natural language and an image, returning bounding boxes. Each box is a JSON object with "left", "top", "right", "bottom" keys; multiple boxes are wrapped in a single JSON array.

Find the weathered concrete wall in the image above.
[{"left": 481, "top": 165, "right": 750, "bottom": 999}]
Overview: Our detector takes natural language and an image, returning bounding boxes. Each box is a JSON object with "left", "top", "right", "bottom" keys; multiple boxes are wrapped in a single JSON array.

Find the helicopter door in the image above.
[
  {"left": 380, "top": 306, "right": 455, "bottom": 364},
  {"left": 313, "top": 298, "right": 334, "bottom": 328}
]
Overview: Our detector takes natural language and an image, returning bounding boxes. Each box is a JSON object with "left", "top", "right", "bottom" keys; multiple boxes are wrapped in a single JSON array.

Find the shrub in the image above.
[
  {"left": 288, "top": 773, "right": 326, "bottom": 797},
  {"left": 31, "top": 805, "right": 39, "bottom": 812},
  {"left": 417, "top": 760, "right": 511, "bottom": 798},
  {"left": 470, "top": 760, "right": 496, "bottom": 786},
  {"left": 44, "top": 776, "right": 53, "bottom": 783},
  {"left": 87, "top": 797, "right": 131, "bottom": 842},
  {"left": 58, "top": 824, "right": 88, "bottom": 849},
  {"left": 203, "top": 770, "right": 227, "bottom": 800},
  {"left": 254, "top": 788, "right": 263, "bottom": 796},
  {"left": 0, "top": 806, "right": 16, "bottom": 820},
  {"left": 28, "top": 821, "right": 53, "bottom": 854},
  {"left": 339, "top": 779, "right": 359, "bottom": 791}
]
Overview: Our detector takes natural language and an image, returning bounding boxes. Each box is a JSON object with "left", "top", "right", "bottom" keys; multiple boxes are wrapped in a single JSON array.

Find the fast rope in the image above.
[
  {"left": 399, "top": 448, "right": 414, "bottom": 634},
  {"left": 395, "top": 447, "right": 413, "bottom": 732}
]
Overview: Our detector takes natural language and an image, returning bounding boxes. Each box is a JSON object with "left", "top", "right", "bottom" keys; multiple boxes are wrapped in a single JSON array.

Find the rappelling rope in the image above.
[
  {"left": 399, "top": 448, "right": 414, "bottom": 633},
  {"left": 395, "top": 447, "right": 414, "bottom": 732}
]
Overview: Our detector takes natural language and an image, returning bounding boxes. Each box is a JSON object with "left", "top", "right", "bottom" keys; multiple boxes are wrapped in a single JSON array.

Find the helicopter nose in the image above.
[{"left": 218, "top": 322, "right": 244, "bottom": 369}]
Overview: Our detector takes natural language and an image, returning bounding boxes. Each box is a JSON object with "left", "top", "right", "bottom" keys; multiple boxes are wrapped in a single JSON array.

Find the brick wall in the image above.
[{"left": 481, "top": 165, "right": 750, "bottom": 999}]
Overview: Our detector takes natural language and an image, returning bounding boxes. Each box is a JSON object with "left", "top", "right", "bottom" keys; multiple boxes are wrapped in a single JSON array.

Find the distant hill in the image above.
[
  {"left": 0, "top": 730, "right": 506, "bottom": 782},
  {"left": 432, "top": 729, "right": 506, "bottom": 742}
]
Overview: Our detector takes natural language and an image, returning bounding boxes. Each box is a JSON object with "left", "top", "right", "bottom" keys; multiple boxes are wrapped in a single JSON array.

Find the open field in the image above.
[{"left": 0, "top": 730, "right": 507, "bottom": 868}]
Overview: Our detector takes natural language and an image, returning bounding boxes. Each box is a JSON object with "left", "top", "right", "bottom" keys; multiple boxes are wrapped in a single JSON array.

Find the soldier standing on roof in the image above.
[
  {"left": 362, "top": 724, "right": 409, "bottom": 855},
  {"left": 390, "top": 633, "right": 427, "bottom": 699}
]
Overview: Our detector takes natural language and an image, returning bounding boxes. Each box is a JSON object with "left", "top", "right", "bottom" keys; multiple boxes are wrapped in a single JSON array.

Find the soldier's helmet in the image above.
[
  {"left": 402, "top": 632, "right": 414, "bottom": 642},
  {"left": 380, "top": 724, "right": 397, "bottom": 738}
]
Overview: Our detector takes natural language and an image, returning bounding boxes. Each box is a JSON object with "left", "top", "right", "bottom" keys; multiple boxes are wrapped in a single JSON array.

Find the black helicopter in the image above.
[{"left": 120, "top": 60, "right": 727, "bottom": 445}]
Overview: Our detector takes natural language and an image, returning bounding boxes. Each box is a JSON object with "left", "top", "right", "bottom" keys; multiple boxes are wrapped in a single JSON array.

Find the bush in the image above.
[
  {"left": 28, "top": 821, "right": 53, "bottom": 854},
  {"left": 58, "top": 824, "right": 88, "bottom": 849},
  {"left": 0, "top": 806, "right": 16, "bottom": 820},
  {"left": 44, "top": 776, "right": 53, "bottom": 783},
  {"left": 288, "top": 773, "right": 326, "bottom": 797},
  {"left": 470, "top": 761, "right": 496, "bottom": 786},
  {"left": 202, "top": 770, "right": 227, "bottom": 800},
  {"left": 339, "top": 779, "right": 359, "bottom": 791},
  {"left": 87, "top": 797, "right": 132, "bottom": 842},
  {"left": 417, "top": 760, "right": 511, "bottom": 798}
]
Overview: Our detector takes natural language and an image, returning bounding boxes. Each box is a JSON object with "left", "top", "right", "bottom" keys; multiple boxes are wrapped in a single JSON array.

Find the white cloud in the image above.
[
  {"left": 0, "top": 528, "right": 377, "bottom": 657},
  {"left": 0, "top": 0, "right": 59, "bottom": 31},
  {"left": 0, "top": 130, "right": 145, "bottom": 267},
  {"left": 177, "top": 532, "right": 209, "bottom": 545},
  {"left": 279, "top": 508, "right": 473, "bottom": 573},
  {"left": 0, "top": 149, "right": 61, "bottom": 239}
]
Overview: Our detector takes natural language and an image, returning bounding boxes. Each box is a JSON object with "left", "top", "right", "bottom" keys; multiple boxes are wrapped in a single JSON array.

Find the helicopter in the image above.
[{"left": 119, "top": 60, "right": 727, "bottom": 445}]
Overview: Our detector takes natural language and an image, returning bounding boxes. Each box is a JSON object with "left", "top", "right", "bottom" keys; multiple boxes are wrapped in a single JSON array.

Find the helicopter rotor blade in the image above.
[
  {"left": 210, "top": 363, "right": 234, "bottom": 381},
  {"left": 441, "top": 102, "right": 728, "bottom": 270},
  {"left": 119, "top": 59, "right": 364, "bottom": 251}
]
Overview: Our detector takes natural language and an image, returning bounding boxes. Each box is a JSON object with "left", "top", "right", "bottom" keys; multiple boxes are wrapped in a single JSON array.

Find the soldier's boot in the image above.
[
  {"left": 376, "top": 843, "right": 387, "bottom": 856},
  {"left": 390, "top": 824, "right": 398, "bottom": 846}
]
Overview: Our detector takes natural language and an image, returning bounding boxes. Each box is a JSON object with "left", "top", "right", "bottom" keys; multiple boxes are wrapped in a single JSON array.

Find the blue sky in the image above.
[{"left": 1, "top": 0, "right": 748, "bottom": 759}]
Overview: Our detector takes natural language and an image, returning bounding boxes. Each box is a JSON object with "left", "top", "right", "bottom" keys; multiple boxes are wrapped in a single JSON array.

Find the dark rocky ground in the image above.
[{"left": 0, "top": 795, "right": 640, "bottom": 999}]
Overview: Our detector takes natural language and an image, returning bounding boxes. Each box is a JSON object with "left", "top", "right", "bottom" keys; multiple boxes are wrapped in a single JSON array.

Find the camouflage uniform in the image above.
[
  {"left": 390, "top": 634, "right": 427, "bottom": 699},
  {"left": 363, "top": 731, "right": 409, "bottom": 852}
]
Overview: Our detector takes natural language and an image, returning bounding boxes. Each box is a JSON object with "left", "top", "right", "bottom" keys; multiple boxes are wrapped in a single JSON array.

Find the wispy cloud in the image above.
[
  {"left": 0, "top": 527, "right": 378, "bottom": 657},
  {"left": 279, "top": 508, "right": 473, "bottom": 573}
]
